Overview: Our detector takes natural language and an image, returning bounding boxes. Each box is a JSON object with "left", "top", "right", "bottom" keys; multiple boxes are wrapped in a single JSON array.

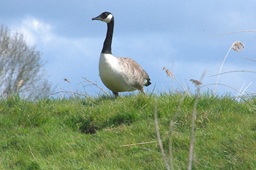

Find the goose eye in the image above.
[{"left": 102, "top": 13, "right": 109, "bottom": 19}]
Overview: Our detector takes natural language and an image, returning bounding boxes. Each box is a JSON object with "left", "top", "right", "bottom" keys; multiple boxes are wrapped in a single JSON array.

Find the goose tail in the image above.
[{"left": 144, "top": 78, "right": 151, "bottom": 86}]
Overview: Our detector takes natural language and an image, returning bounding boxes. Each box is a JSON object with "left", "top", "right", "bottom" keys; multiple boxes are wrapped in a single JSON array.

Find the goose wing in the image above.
[{"left": 118, "top": 57, "right": 151, "bottom": 88}]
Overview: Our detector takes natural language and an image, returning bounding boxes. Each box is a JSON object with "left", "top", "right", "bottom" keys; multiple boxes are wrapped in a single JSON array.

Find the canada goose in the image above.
[{"left": 92, "top": 12, "right": 151, "bottom": 97}]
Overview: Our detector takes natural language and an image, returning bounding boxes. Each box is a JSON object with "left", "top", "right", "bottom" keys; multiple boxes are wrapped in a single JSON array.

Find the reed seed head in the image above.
[
  {"left": 231, "top": 41, "right": 244, "bottom": 52},
  {"left": 190, "top": 79, "right": 202, "bottom": 86},
  {"left": 163, "top": 67, "right": 174, "bottom": 78}
]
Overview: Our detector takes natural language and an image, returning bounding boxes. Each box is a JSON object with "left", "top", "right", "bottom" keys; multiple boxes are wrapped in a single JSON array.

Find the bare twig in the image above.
[
  {"left": 64, "top": 78, "right": 76, "bottom": 98},
  {"left": 51, "top": 90, "right": 88, "bottom": 98},
  {"left": 82, "top": 77, "right": 109, "bottom": 96},
  {"left": 154, "top": 99, "right": 170, "bottom": 170}
]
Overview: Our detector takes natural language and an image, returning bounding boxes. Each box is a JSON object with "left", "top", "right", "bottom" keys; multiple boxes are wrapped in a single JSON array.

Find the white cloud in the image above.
[{"left": 11, "top": 17, "right": 53, "bottom": 46}]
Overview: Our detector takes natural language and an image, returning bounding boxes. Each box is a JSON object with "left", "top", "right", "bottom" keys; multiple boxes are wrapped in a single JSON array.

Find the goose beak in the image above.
[{"left": 92, "top": 15, "right": 102, "bottom": 21}]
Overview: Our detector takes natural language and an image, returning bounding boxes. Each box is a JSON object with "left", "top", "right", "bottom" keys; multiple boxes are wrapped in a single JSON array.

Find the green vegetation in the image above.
[{"left": 0, "top": 94, "right": 255, "bottom": 169}]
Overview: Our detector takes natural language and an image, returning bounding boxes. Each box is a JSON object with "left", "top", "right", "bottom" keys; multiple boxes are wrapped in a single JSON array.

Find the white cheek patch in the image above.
[{"left": 103, "top": 14, "right": 113, "bottom": 23}]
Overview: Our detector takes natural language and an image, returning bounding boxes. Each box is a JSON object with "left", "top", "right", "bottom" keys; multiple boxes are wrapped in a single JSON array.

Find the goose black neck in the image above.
[{"left": 102, "top": 18, "right": 114, "bottom": 54}]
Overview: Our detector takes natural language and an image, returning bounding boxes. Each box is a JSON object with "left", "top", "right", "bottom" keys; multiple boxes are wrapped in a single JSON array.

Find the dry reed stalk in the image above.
[
  {"left": 236, "top": 82, "right": 252, "bottom": 101},
  {"left": 163, "top": 67, "right": 190, "bottom": 96},
  {"left": 154, "top": 98, "right": 170, "bottom": 170},
  {"left": 121, "top": 141, "right": 157, "bottom": 147},
  {"left": 29, "top": 145, "right": 38, "bottom": 163},
  {"left": 214, "top": 46, "right": 232, "bottom": 93},
  {"left": 214, "top": 41, "right": 244, "bottom": 94},
  {"left": 187, "top": 84, "right": 200, "bottom": 170},
  {"left": 201, "top": 83, "right": 253, "bottom": 101},
  {"left": 242, "top": 56, "right": 256, "bottom": 62},
  {"left": 213, "top": 30, "right": 256, "bottom": 37},
  {"left": 210, "top": 70, "right": 256, "bottom": 77},
  {"left": 187, "top": 72, "right": 205, "bottom": 170}
]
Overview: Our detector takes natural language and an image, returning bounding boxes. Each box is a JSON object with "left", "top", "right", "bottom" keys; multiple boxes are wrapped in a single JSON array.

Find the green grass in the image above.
[{"left": 0, "top": 94, "right": 255, "bottom": 169}]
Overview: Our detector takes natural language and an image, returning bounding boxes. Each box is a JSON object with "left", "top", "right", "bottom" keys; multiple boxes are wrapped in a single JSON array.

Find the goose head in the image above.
[{"left": 92, "top": 12, "right": 113, "bottom": 23}]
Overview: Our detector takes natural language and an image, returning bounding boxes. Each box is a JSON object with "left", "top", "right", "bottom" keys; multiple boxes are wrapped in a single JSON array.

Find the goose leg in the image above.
[
  {"left": 113, "top": 91, "right": 118, "bottom": 97},
  {"left": 140, "top": 88, "right": 145, "bottom": 94}
]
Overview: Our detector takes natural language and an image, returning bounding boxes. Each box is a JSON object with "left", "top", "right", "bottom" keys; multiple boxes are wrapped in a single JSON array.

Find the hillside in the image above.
[{"left": 0, "top": 94, "right": 255, "bottom": 169}]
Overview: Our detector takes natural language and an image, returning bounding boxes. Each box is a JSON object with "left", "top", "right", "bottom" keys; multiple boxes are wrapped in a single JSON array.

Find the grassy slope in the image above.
[{"left": 0, "top": 94, "right": 255, "bottom": 169}]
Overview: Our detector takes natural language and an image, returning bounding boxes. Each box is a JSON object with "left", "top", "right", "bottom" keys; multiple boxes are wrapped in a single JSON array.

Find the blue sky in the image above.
[{"left": 1, "top": 1, "right": 256, "bottom": 97}]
